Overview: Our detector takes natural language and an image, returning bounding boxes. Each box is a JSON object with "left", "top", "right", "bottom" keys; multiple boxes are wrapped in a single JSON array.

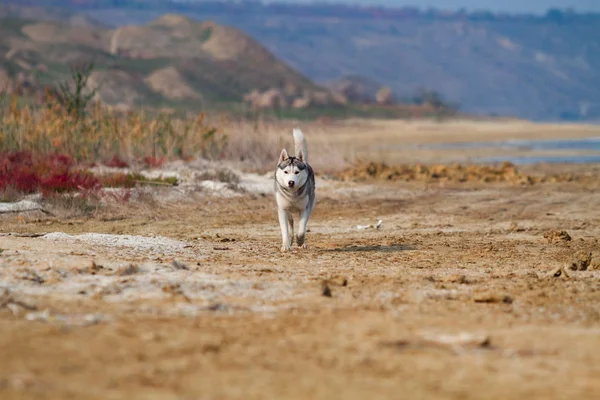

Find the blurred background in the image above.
[
  {"left": 1, "top": 0, "right": 599, "bottom": 122},
  {"left": 1, "top": 0, "right": 600, "bottom": 175}
]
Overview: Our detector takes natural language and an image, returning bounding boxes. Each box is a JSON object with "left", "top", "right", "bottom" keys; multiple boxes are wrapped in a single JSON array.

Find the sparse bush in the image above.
[{"left": 52, "top": 63, "right": 98, "bottom": 121}]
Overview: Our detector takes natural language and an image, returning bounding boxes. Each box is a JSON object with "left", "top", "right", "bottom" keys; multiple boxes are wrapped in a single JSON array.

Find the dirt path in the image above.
[{"left": 1, "top": 174, "right": 600, "bottom": 399}]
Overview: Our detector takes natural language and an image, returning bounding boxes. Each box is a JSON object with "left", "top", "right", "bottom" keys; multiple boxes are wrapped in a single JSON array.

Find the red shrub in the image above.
[{"left": 0, "top": 151, "right": 100, "bottom": 196}]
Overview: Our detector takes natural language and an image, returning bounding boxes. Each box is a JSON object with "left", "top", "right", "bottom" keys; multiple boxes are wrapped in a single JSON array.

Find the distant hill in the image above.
[
  {"left": 0, "top": 12, "right": 323, "bottom": 111},
  {"left": 6, "top": 1, "right": 597, "bottom": 121},
  {"left": 3, "top": 2, "right": 600, "bottom": 120}
]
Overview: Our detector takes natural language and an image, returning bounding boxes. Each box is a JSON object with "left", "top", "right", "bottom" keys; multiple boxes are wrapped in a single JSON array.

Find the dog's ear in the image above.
[
  {"left": 278, "top": 149, "right": 289, "bottom": 164},
  {"left": 297, "top": 149, "right": 305, "bottom": 162}
]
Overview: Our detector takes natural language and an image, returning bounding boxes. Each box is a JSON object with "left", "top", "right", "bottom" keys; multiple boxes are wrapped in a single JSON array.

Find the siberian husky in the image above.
[{"left": 274, "top": 128, "right": 316, "bottom": 251}]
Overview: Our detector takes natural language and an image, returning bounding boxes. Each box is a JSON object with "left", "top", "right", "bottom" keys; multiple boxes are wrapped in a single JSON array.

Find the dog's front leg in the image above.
[
  {"left": 296, "top": 209, "right": 310, "bottom": 249},
  {"left": 287, "top": 214, "right": 294, "bottom": 248},
  {"left": 278, "top": 209, "right": 291, "bottom": 252}
]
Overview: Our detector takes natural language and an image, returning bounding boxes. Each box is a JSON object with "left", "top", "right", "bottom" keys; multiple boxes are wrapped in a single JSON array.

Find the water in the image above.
[
  {"left": 416, "top": 137, "right": 600, "bottom": 164},
  {"left": 479, "top": 154, "right": 600, "bottom": 165},
  {"left": 419, "top": 137, "right": 600, "bottom": 151}
]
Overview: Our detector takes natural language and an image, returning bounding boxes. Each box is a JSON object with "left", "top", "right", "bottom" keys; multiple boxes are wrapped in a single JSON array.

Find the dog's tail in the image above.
[{"left": 293, "top": 128, "right": 308, "bottom": 163}]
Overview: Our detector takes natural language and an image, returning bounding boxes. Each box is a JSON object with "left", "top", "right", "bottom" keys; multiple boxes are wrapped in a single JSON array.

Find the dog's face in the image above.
[{"left": 275, "top": 149, "right": 308, "bottom": 190}]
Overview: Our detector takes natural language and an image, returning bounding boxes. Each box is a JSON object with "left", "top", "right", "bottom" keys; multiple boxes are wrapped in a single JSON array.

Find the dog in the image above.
[{"left": 274, "top": 128, "right": 316, "bottom": 252}]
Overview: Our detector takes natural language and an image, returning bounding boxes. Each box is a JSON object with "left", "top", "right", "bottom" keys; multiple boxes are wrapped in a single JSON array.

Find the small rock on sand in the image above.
[
  {"left": 474, "top": 293, "right": 513, "bottom": 304},
  {"left": 0, "top": 200, "right": 43, "bottom": 214},
  {"left": 549, "top": 266, "right": 570, "bottom": 279},
  {"left": 441, "top": 274, "right": 471, "bottom": 284},
  {"left": 116, "top": 264, "right": 139, "bottom": 276},
  {"left": 171, "top": 260, "right": 189, "bottom": 270},
  {"left": 543, "top": 230, "right": 572, "bottom": 243},
  {"left": 569, "top": 251, "right": 592, "bottom": 271}
]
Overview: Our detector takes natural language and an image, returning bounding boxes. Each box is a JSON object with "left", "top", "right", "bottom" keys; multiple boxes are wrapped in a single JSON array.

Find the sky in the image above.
[{"left": 272, "top": 1, "right": 600, "bottom": 14}]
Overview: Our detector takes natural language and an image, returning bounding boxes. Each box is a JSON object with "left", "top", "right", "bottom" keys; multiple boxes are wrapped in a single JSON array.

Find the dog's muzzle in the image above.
[{"left": 288, "top": 181, "right": 295, "bottom": 188}]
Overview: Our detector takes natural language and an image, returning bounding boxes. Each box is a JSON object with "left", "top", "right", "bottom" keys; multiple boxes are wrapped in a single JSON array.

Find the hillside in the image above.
[
  {"left": 9, "top": 1, "right": 598, "bottom": 121},
  {"left": 0, "top": 12, "right": 323, "bottom": 111}
]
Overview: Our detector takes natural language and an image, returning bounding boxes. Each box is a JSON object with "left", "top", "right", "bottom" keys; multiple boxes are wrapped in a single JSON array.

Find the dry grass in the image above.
[
  {"left": 0, "top": 95, "right": 347, "bottom": 174},
  {"left": 0, "top": 95, "right": 225, "bottom": 165}
]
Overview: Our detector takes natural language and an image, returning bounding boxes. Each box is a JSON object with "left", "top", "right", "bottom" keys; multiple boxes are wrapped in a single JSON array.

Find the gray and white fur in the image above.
[{"left": 274, "top": 128, "right": 316, "bottom": 252}]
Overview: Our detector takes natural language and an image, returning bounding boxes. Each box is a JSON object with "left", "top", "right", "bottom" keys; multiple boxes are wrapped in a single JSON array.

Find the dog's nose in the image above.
[{"left": 288, "top": 181, "right": 295, "bottom": 188}]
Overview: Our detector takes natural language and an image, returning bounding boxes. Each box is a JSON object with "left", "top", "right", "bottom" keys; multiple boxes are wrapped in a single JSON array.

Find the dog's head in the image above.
[{"left": 275, "top": 149, "right": 308, "bottom": 191}]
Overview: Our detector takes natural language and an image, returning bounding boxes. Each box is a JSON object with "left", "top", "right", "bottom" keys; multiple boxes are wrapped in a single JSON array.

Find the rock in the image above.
[
  {"left": 549, "top": 266, "right": 570, "bottom": 279},
  {"left": 81, "top": 260, "right": 104, "bottom": 275},
  {"left": 474, "top": 292, "right": 513, "bottom": 304},
  {"left": 543, "top": 230, "right": 571, "bottom": 243},
  {"left": 171, "top": 260, "right": 189, "bottom": 270},
  {"left": 162, "top": 283, "right": 190, "bottom": 301},
  {"left": 569, "top": 251, "right": 592, "bottom": 271},
  {"left": 381, "top": 332, "right": 492, "bottom": 354},
  {"left": 327, "top": 275, "right": 348, "bottom": 287},
  {"left": 508, "top": 221, "right": 526, "bottom": 232},
  {"left": 0, "top": 200, "right": 43, "bottom": 214},
  {"left": 116, "top": 264, "right": 139, "bottom": 276},
  {"left": 441, "top": 274, "right": 471, "bottom": 284}
]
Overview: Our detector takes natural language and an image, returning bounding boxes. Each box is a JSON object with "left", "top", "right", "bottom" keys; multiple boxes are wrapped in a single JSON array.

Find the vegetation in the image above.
[
  {"left": 53, "top": 63, "right": 98, "bottom": 120},
  {"left": 0, "top": 96, "right": 226, "bottom": 162},
  {"left": 0, "top": 44, "right": 455, "bottom": 203},
  {"left": 0, "top": 64, "right": 224, "bottom": 201},
  {"left": 0, "top": 151, "right": 99, "bottom": 198},
  {"left": 0, "top": 63, "right": 226, "bottom": 163}
]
